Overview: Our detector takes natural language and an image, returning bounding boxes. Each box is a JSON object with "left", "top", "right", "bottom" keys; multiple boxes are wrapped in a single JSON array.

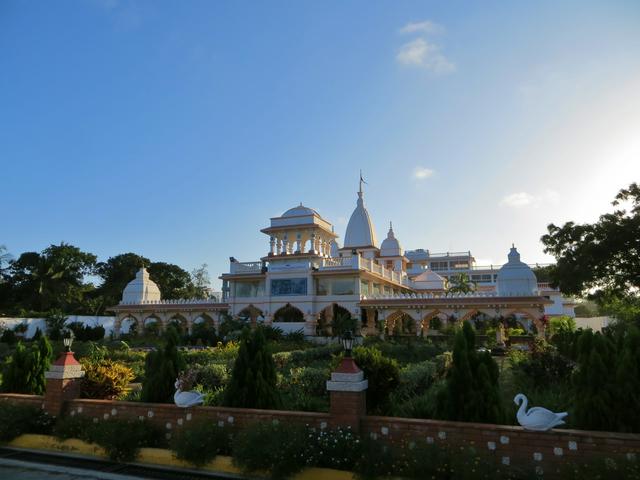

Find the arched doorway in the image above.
[
  {"left": 119, "top": 315, "right": 138, "bottom": 337},
  {"left": 317, "top": 303, "right": 353, "bottom": 336},
  {"left": 143, "top": 315, "right": 161, "bottom": 336}
]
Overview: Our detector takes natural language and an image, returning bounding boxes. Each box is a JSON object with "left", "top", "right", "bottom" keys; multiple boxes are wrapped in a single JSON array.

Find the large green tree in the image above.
[
  {"left": 7, "top": 243, "right": 96, "bottom": 313},
  {"left": 541, "top": 183, "right": 640, "bottom": 306}
]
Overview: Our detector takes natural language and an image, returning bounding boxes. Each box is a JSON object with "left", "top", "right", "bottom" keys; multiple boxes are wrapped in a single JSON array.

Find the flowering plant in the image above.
[{"left": 175, "top": 369, "right": 197, "bottom": 391}]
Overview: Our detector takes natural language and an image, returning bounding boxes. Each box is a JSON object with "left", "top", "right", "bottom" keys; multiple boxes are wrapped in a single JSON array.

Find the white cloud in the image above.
[
  {"left": 396, "top": 38, "right": 455, "bottom": 73},
  {"left": 413, "top": 166, "right": 435, "bottom": 180},
  {"left": 399, "top": 20, "right": 444, "bottom": 35},
  {"left": 500, "top": 190, "right": 560, "bottom": 208}
]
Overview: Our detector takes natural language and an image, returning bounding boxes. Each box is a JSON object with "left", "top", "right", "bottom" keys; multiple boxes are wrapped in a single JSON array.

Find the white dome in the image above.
[
  {"left": 344, "top": 189, "right": 377, "bottom": 248},
  {"left": 380, "top": 223, "right": 403, "bottom": 257},
  {"left": 121, "top": 267, "right": 162, "bottom": 304},
  {"left": 496, "top": 246, "right": 538, "bottom": 296},
  {"left": 412, "top": 269, "right": 446, "bottom": 290},
  {"left": 282, "top": 204, "right": 318, "bottom": 217}
]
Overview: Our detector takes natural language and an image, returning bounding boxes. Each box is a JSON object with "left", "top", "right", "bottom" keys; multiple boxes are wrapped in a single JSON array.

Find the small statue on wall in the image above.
[
  {"left": 174, "top": 369, "right": 204, "bottom": 408},
  {"left": 514, "top": 393, "right": 567, "bottom": 431}
]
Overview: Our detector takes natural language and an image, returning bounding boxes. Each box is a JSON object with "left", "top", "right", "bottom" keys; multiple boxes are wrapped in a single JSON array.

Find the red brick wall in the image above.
[
  {"left": 363, "top": 415, "right": 640, "bottom": 474},
  {"left": 0, "top": 393, "right": 44, "bottom": 409},
  {"left": 65, "top": 398, "right": 330, "bottom": 439},
  {"left": 1, "top": 393, "right": 639, "bottom": 477}
]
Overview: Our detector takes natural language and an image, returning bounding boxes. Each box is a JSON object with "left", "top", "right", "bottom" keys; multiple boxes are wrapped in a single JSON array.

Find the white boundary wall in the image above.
[{"left": 0, "top": 316, "right": 116, "bottom": 338}]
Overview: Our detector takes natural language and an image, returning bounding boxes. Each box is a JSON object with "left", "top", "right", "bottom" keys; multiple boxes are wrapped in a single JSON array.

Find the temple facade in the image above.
[{"left": 111, "top": 179, "right": 575, "bottom": 338}]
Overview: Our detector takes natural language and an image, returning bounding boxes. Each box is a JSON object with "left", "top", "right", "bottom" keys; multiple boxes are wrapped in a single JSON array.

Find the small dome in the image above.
[
  {"left": 380, "top": 222, "right": 403, "bottom": 257},
  {"left": 121, "top": 267, "right": 161, "bottom": 304},
  {"left": 282, "top": 204, "right": 318, "bottom": 217},
  {"left": 412, "top": 269, "right": 446, "bottom": 290},
  {"left": 496, "top": 246, "right": 538, "bottom": 296}
]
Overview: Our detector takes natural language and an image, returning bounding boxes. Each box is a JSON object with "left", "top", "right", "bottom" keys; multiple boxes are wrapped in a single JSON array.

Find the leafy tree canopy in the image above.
[
  {"left": 541, "top": 183, "right": 640, "bottom": 307},
  {"left": 7, "top": 243, "right": 97, "bottom": 313}
]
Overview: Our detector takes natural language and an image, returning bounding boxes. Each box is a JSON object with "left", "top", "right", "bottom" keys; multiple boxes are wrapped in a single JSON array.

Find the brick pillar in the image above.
[
  {"left": 326, "top": 356, "right": 368, "bottom": 432},
  {"left": 44, "top": 351, "right": 85, "bottom": 417}
]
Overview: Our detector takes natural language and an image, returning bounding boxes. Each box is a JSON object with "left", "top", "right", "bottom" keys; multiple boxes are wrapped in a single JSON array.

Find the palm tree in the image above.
[{"left": 447, "top": 273, "right": 477, "bottom": 295}]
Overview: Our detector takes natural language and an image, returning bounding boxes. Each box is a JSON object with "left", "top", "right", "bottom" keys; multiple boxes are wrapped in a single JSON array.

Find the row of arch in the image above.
[
  {"left": 233, "top": 303, "right": 545, "bottom": 337},
  {"left": 116, "top": 312, "right": 216, "bottom": 336}
]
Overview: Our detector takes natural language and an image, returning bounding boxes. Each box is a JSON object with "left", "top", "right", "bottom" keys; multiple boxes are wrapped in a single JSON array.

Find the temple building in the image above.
[{"left": 111, "top": 179, "right": 575, "bottom": 338}]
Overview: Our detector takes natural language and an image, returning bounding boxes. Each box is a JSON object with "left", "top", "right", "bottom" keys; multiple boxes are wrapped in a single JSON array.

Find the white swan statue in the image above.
[
  {"left": 174, "top": 380, "right": 204, "bottom": 408},
  {"left": 514, "top": 393, "right": 568, "bottom": 431}
]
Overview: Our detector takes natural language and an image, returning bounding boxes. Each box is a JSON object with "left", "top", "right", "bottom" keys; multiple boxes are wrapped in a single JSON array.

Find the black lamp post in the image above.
[
  {"left": 63, "top": 330, "right": 75, "bottom": 352},
  {"left": 341, "top": 330, "right": 354, "bottom": 358}
]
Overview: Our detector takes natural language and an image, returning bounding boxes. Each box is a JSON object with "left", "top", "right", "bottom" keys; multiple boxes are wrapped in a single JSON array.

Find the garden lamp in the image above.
[
  {"left": 63, "top": 330, "right": 75, "bottom": 352},
  {"left": 341, "top": 330, "right": 354, "bottom": 357}
]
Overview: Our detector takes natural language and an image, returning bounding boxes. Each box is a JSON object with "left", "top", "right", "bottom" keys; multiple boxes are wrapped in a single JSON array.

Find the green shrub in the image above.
[
  {"left": 172, "top": 421, "right": 231, "bottom": 467},
  {"left": 393, "top": 360, "right": 437, "bottom": 399},
  {"left": 509, "top": 340, "right": 574, "bottom": 387},
  {"left": 391, "top": 381, "right": 445, "bottom": 419},
  {"left": 91, "top": 418, "right": 165, "bottom": 462},
  {"left": 224, "top": 328, "right": 280, "bottom": 409},
  {"left": 0, "top": 329, "right": 17, "bottom": 345},
  {"left": 362, "top": 337, "right": 443, "bottom": 365},
  {"left": 232, "top": 421, "right": 308, "bottom": 479},
  {"left": 557, "top": 455, "right": 640, "bottom": 480},
  {"left": 53, "top": 415, "right": 94, "bottom": 442},
  {"left": 67, "top": 322, "right": 105, "bottom": 342},
  {"left": 279, "top": 366, "right": 330, "bottom": 412},
  {"left": 351, "top": 346, "right": 400, "bottom": 414},
  {"left": 80, "top": 358, "right": 134, "bottom": 400},
  {"left": 352, "top": 436, "right": 397, "bottom": 480},
  {"left": 437, "top": 322, "right": 503, "bottom": 423},
  {"left": 2, "top": 336, "right": 52, "bottom": 395},
  {"left": 0, "top": 401, "right": 53, "bottom": 441},
  {"left": 306, "top": 427, "right": 362, "bottom": 471},
  {"left": 141, "top": 327, "right": 186, "bottom": 403},
  {"left": 284, "top": 329, "right": 305, "bottom": 343},
  {"left": 192, "top": 363, "right": 229, "bottom": 390}
]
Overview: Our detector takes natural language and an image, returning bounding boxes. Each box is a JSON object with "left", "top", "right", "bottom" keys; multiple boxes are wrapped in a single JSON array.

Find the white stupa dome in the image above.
[
  {"left": 496, "top": 246, "right": 538, "bottom": 296},
  {"left": 282, "top": 204, "right": 318, "bottom": 217},
  {"left": 380, "top": 223, "right": 403, "bottom": 257},
  {"left": 121, "top": 267, "right": 162, "bottom": 304},
  {"left": 344, "top": 185, "right": 377, "bottom": 248}
]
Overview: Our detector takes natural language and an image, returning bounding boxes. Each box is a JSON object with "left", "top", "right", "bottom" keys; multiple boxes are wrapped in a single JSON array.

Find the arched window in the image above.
[{"left": 273, "top": 304, "right": 304, "bottom": 322}]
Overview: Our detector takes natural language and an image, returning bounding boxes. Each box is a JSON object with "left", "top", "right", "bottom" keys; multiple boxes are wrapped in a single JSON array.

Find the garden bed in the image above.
[{"left": 6, "top": 434, "right": 355, "bottom": 480}]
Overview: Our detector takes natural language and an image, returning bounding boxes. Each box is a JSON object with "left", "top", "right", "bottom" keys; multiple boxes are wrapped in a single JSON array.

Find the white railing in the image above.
[
  {"left": 119, "top": 298, "right": 227, "bottom": 306},
  {"left": 320, "top": 257, "right": 353, "bottom": 268},
  {"left": 230, "top": 261, "right": 263, "bottom": 274},
  {"left": 317, "top": 255, "right": 411, "bottom": 287}
]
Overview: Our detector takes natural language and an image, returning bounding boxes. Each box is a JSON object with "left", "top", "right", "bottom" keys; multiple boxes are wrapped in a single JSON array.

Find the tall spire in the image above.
[
  {"left": 344, "top": 171, "right": 377, "bottom": 248},
  {"left": 358, "top": 170, "right": 367, "bottom": 201}
]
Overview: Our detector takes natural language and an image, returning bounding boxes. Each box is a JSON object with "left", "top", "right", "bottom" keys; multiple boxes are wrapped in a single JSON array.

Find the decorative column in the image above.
[
  {"left": 44, "top": 350, "right": 85, "bottom": 417},
  {"left": 295, "top": 233, "right": 302, "bottom": 254},
  {"left": 309, "top": 233, "right": 317, "bottom": 254},
  {"left": 269, "top": 237, "right": 276, "bottom": 256},
  {"left": 327, "top": 355, "right": 368, "bottom": 432}
]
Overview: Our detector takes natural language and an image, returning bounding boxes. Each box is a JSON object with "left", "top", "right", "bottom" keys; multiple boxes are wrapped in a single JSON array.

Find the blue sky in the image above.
[{"left": 2, "top": 1, "right": 640, "bottom": 288}]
